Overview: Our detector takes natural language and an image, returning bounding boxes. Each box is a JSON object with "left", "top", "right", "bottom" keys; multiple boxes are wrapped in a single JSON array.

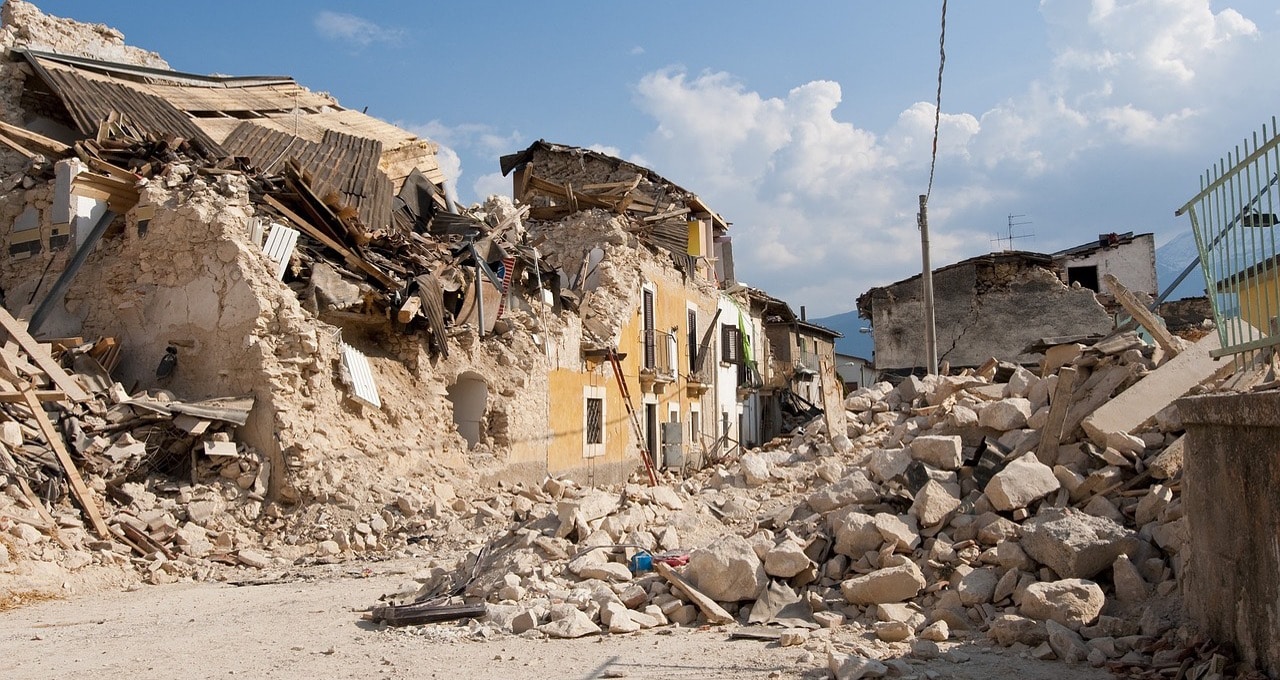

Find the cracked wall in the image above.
[{"left": 869, "top": 261, "right": 1112, "bottom": 370}]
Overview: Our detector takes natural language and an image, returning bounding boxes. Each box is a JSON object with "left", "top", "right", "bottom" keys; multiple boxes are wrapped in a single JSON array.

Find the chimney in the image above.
[{"left": 800, "top": 306, "right": 807, "bottom": 321}]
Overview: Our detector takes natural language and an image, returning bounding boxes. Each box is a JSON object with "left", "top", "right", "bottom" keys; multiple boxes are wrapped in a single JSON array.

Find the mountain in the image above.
[
  {"left": 1155, "top": 229, "right": 1207, "bottom": 301},
  {"left": 809, "top": 309, "right": 875, "bottom": 359}
]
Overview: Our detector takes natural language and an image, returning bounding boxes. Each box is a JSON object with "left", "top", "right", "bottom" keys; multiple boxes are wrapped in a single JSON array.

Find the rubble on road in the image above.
[{"left": 365, "top": 327, "right": 1270, "bottom": 679}]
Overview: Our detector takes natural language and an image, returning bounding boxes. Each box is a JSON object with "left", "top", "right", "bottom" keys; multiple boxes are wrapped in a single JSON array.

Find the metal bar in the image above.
[
  {"left": 1178, "top": 123, "right": 1280, "bottom": 215},
  {"left": 28, "top": 210, "right": 117, "bottom": 335},
  {"left": 1210, "top": 333, "right": 1280, "bottom": 358}
]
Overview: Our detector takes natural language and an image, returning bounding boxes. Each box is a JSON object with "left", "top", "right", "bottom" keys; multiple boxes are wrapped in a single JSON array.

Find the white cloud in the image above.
[
  {"left": 629, "top": 1, "right": 1276, "bottom": 316},
  {"left": 314, "top": 11, "right": 405, "bottom": 48},
  {"left": 403, "top": 120, "right": 525, "bottom": 204},
  {"left": 472, "top": 172, "right": 510, "bottom": 204},
  {"left": 630, "top": 46, "right": 645, "bottom": 56}
]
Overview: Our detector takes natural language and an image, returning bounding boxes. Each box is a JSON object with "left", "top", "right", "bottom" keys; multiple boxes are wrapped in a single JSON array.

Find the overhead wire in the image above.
[{"left": 926, "top": 0, "right": 948, "bottom": 202}]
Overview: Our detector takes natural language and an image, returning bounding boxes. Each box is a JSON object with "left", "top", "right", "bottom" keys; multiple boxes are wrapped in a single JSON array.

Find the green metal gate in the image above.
[{"left": 1176, "top": 116, "right": 1280, "bottom": 364}]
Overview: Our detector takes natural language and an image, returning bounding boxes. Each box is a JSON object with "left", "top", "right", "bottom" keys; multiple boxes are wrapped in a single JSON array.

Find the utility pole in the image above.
[{"left": 918, "top": 194, "right": 938, "bottom": 375}]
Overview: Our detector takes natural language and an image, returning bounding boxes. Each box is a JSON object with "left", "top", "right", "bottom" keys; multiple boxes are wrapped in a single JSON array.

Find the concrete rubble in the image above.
[
  {"left": 364, "top": 327, "right": 1266, "bottom": 679},
  {"left": 0, "top": 4, "right": 1272, "bottom": 680}
]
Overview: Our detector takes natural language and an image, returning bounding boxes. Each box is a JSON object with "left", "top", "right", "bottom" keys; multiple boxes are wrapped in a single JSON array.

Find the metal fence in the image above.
[{"left": 1176, "top": 116, "right": 1280, "bottom": 364}]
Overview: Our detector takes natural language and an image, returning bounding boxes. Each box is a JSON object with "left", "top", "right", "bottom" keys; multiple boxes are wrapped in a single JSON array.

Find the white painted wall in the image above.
[
  {"left": 1058, "top": 234, "right": 1158, "bottom": 295},
  {"left": 714, "top": 294, "right": 745, "bottom": 447}
]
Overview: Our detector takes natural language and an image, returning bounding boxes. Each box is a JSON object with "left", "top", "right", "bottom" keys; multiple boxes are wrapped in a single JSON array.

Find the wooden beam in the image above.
[
  {"left": 1104, "top": 274, "right": 1181, "bottom": 358},
  {"left": 16, "top": 382, "right": 109, "bottom": 539},
  {"left": 0, "top": 130, "right": 36, "bottom": 158},
  {"left": 0, "top": 119, "right": 71, "bottom": 155},
  {"left": 1035, "top": 366, "right": 1078, "bottom": 463},
  {"left": 654, "top": 561, "right": 734, "bottom": 625},
  {"left": 0, "top": 390, "right": 66, "bottom": 403},
  {"left": 0, "top": 306, "right": 90, "bottom": 402},
  {"left": 396, "top": 295, "right": 421, "bottom": 324}
]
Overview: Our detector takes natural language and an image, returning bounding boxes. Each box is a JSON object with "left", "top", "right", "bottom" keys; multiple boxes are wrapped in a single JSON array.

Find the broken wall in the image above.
[
  {"left": 0, "top": 0, "right": 168, "bottom": 69},
  {"left": 0, "top": 167, "right": 564, "bottom": 510},
  {"left": 534, "top": 210, "right": 720, "bottom": 484},
  {"left": 1056, "top": 233, "right": 1158, "bottom": 295},
  {"left": 869, "top": 262, "right": 1112, "bottom": 370},
  {"left": 1178, "top": 391, "right": 1280, "bottom": 677}
]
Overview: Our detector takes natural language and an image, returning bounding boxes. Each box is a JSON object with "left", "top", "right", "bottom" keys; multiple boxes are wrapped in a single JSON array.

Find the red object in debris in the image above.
[{"left": 654, "top": 552, "right": 689, "bottom": 567}]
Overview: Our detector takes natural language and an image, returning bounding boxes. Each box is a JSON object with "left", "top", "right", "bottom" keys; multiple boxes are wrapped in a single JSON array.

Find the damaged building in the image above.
[
  {"left": 0, "top": 0, "right": 851, "bottom": 565},
  {"left": 857, "top": 250, "right": 1114, "bottom": 371}
]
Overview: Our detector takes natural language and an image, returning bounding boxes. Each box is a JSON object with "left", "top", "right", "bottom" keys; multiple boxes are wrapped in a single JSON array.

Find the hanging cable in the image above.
[{"left": 925, "top": 0, "right": 948, "bottom": 202}]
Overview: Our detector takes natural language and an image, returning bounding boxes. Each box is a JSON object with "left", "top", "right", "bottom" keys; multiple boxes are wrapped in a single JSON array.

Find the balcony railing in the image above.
[
  {"left": 644, "top": 329, "right": 678, "bottom": 382},
  {"left": 796, "top": 350, "right": 821, "bottom": 371}
]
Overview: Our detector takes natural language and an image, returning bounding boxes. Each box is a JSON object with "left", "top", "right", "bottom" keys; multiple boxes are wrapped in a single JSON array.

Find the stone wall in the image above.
[
  {"left": 1177, "top": 391, "right": 1280, "bottom": 677},
  {"left": 868, "top": 262, "right": 1112, "bottom": 370}
]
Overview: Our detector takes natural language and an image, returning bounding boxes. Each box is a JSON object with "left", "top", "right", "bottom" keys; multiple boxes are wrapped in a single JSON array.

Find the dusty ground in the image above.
[{"left": 0, "top": 558, "right": 1113, "bottom": 680}]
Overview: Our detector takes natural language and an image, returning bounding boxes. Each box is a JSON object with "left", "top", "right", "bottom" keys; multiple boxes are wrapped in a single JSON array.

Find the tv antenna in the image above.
[{"left": 992, "top": 213, "right": 1034, "bottom": 251}]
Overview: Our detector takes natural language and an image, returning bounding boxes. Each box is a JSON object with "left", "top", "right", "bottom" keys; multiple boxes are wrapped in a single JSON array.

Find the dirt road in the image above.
[{"left": 0, "top": 559, "right": 1112, "bottom": 680}]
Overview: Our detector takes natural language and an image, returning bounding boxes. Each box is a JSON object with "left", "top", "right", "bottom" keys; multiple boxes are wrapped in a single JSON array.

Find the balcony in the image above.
[{"left": 642, "top": 329, "right": 678, "bottom": 387}]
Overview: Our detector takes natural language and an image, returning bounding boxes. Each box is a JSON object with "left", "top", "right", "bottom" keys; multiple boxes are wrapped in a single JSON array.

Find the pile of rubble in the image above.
[{"left": 368, "top": 327, "right": 1269, "bottom": 679}]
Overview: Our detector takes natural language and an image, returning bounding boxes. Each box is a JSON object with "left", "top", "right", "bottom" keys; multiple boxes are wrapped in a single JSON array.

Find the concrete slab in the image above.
[{"left": 1081, "top": 332, "right": 1222, "bottom": 446}]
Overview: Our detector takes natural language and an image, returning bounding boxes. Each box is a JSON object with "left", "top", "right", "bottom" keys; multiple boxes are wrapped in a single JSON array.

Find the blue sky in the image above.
[{"left": 27, "top": 1, "right": 1280, "bottom": 316}]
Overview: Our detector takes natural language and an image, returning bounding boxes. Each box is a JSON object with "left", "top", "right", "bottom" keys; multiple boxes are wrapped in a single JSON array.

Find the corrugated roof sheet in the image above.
[
  {"left": 223, "top": 122, "right": 391, "bottom": 230},
  {"left": 32, "top": 58, "right": 222, "bottom": 153}
]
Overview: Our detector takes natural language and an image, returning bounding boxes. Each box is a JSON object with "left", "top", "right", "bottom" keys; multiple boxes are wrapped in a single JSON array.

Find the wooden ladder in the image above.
[{"left": 605, "top": 348, "right": 659, "bottom": 486}]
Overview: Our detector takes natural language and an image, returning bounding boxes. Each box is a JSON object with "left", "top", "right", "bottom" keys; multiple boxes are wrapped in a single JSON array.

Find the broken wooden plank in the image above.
[
  {"left": 0, "top": 119, "right": 71, "bottom": 155},
  {"left": 1062, "top": 363, "right": 1136, "bottom": 440},
  {"left": 15, "top": 381, "right": 109, "bottom": 538},
  {"left": 643, "top": 206, "right": 691, "bottom": 222},
  {"left": 1035, "top": 366, "right": 1078, "bottom": 463},
  {"left": 1104, "top": 274, "right": 1181, "bottom": 358},
  {"left": 0, "top": 130, "right": 36, "bottom": 158},
  {"left": 367, "top": 601, "right": 486, "bottom": 627},
  {"left": 654, "top": 560, "right": 734, "bottom": 625},
  {"left": 0, "top": 447, "right": 71, "bottom": 548},
  {"left": 0, "top": 306, "right": 90, "bottom": 402},
  {"left": 0, "top": 346, "right": 44, "bottom": 380},
  {"left": 396, "top": 294, "right": 421, "bottom": 324},
  {"left": 0, "top": 390, "right": 66, "bottom": 403}
]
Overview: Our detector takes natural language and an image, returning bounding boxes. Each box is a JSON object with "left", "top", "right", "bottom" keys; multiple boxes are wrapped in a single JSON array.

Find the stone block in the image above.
[
  {"left": 685, "top": 534, "right": 766, "bottom": 602},
  {"left": 909, "top": 435, "right": 963, "bottom": 470},
  {"left": 840, "top": 562, "right": 926, "bottom": 605},
  {"left": 980, "top": 398, "right": 1032, "bottom": 431},
  {"left": 1021, "top": 579, "right": 1105, "bottom": 629},
  {"left": 984, "top": 453, "right": 1060, "bottom": 511},
  {"left": 1021, "top": 510, "right": 1139, "bottom": 579}
]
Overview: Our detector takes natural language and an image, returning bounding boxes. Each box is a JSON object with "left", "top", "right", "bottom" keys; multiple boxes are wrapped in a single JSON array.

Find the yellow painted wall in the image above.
[
  {"left": 544, "top": 261, "right": 718, "bottom": 480},
  {"left": 1237, "top": 266, "right": 1280, "bottom": 334}
]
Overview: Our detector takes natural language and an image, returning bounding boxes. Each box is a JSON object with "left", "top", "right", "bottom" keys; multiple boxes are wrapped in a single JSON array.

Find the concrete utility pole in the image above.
[{"left": 918, "top": 194, "right": 939, "bottom": 375}]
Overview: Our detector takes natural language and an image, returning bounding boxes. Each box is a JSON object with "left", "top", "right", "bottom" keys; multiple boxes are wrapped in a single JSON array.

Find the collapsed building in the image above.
[
  {"left": 4, "top": 4, "right": 1276, "bottom": 679},
  {"left": 0, "top": 0, "right": 842, "bottom": 580}
]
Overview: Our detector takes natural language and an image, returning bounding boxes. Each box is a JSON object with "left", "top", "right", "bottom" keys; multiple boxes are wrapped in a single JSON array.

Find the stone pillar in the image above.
[{"left": 1177, "top": 391, "right": 1280, "bottom": 676}]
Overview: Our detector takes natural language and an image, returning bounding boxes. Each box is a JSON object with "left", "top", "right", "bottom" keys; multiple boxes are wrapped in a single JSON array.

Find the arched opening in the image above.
[{"left": 447, "top": 372, "right": 488, "bottom": 449}]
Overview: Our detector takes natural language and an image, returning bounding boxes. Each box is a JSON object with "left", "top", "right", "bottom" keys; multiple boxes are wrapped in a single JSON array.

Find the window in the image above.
[
  {"left": 583, "top": 386, "right": 605, "bottom": 458},
  {"left": 1067, "top": 265, "right": 1100, "bottom": 292},
  {"left": 689, "top": 408, "right": 701, "bottom": 451},
  {"left": 721, "top": 323, "right": 742, "bottom": 364},
  {"left": 586, "top": 398, "right": 603, "bottom": 445},
  {"left": 642, "top": 287, "right": 656, "bottom": 369},
  {"left": 687, "top": 308, "right": 699, "bottom": 373}
]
